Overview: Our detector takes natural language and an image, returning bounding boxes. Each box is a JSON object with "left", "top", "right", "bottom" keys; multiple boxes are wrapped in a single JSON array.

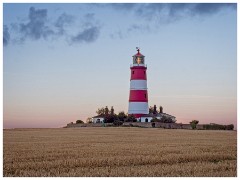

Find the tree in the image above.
[
  {"left": 104, "top": 114, "right": 117, "bottom": 123},
  {"left": 86, "top": 117, "right": 92, "bottom": 123},
  {"left": 126, "top": 114, "right": 137, "bottom": 122},
  {"left": 76, "top": 120, "right": 84, "bottom": 124},
  {"left": 151, "top": 118, "right": 161, "bottom": 122},
  {"left": 110, "top": 106, "right": 114, "bottom": 115},
  {"left": 190, "top": 120, "right": 199, "bottom": 129},
  {"left": 96, "top": 107, "right": 105, "bottom": 115},
  {"left": 113, "top": 120, "right": 123, "bottom": 126},
  {"left": 153, "top": 105, "right": 157, "bottom": 114},
  {"left": 105, "top": 106, "right": 109, "bottom": 115},
  {"left": 161, "top": 115, "right": 174, "bottom": 123},
  {"left": 117, "top": 111, "right": 127, "bottom": 121},
  {"left": 149, "top": 106, "right": 154, "bottom": 114},
  {"left": 226, "top": 124, "right": 234, "bottom": 130},
  {"left": 159, "top": 106, "right": 163, "bottom": 113}
]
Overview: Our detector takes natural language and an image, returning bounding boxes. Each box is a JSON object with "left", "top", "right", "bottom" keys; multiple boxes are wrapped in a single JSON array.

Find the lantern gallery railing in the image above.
[{"left": 130, "top": 64, "right": 147, "bottom": 67}]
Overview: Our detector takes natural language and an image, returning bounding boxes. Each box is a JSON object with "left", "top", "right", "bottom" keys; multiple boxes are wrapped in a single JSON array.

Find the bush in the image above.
[
  {"left": 203, "top": 124, "right": 234, "bottom": 130},
  {"left": 190, "top": 120, "right": 199, "bottom": 129},
  {"left": 113, "top": 120, "right": 123, "bottom": 126},
  {"left": 86, "top": 117, "right": 92, "bottom": 124},
  {"left": 76, "top": 120, "right": 84, "bottom": 124},
  {"left": 226, "top": 124, "right": 234, "bottom": 130},
  {"left": 151, "top": 118, "right": 161, "bottom": 122},
  {"left": 117, "top": 111, "right": 127, "bottom": 121},
  {"left": 125, "top": 115, "right": 137, "bottom": 122},
  {"left": 104, "top": 114, "right": 118, "bottom": 123},
  {"left": 161, "top": 116, "right": 175, "bottom": 123}
]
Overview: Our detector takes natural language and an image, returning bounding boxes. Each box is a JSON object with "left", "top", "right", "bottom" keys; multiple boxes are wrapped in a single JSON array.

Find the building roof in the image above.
[
  {"left": 139, "top": 113, "right": 175, "bottom": 118},
  {"left": 133, "top": 48, "right": 145, "bottom": 57},
  {"left": 160, "top": 113, "right": 176, "bottom": 118},
  {"left": 92, "top": 115, "right": 105, "bottom": 118},
  {"left": 140, "top": 114, "right": 155, "bottom": 118},
  {"left": 133, "top": 52, "right": 144, "bottom": 57}
]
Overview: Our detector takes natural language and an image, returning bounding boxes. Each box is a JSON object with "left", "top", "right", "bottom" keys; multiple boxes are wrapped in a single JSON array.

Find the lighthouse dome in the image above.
[{"left": 134, "top": 51, "right": 144, "bottom": 57}]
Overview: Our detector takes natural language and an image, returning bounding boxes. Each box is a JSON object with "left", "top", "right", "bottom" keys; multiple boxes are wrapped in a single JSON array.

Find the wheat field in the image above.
[{"left": 3, "top": 127, "right": 237, "bottom": 177}]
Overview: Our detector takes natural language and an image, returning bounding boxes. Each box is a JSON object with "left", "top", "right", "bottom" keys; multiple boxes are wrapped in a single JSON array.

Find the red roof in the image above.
[
  {"left": 133, "top": 52, "right": 144, "bottom": 57},
  {"left": 133, "top": 49, "right": 144, "bottom": 57}
]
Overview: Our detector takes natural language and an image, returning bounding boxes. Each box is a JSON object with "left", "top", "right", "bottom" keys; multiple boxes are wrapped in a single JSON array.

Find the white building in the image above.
[
  {"left": 92, "top": 115, "right": 105, "bottom": 123},
  {"left": 137, "top": 113, "right": 176, "bottom": 123}
]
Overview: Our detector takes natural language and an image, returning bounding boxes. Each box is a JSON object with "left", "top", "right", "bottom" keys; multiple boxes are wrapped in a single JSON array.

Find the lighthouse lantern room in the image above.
[{"left": 128, "top": 48, "right": 149, "bottom": 118}]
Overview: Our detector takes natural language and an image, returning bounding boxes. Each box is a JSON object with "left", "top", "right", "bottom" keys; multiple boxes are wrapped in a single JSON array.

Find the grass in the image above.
[{"left": 3, "top": 127, "right": 237, "bottom": 177}]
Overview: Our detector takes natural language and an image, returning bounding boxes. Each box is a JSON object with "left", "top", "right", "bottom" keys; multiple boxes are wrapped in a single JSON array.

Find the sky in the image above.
[{"left": 3, "top": 3, "right": 237, "bottom": 128}]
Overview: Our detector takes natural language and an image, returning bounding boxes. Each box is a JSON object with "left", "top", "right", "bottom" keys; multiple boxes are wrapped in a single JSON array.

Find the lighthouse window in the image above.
[
  {"left": 144, "top": 71, "right": 145, "bottom": 74},
  {"left": 137, "top": 57, "right": 142, "bottom": 64},
  {"left": 132, "top": 71, "right": 134, "bottom": 74},
  {"left": 133, "top": 57, "right": 137, "bottom": 64},
  {"left": 145, "top": 94, "right": 146, "bottom": 98}
]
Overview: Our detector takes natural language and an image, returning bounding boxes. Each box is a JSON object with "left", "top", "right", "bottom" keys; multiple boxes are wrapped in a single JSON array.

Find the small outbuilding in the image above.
[
  {"left": 137, "top": 113, "right": 176, "bottom": 123},
  {"left": 92, "top": 115, "right": 105, "bottom": 123}
]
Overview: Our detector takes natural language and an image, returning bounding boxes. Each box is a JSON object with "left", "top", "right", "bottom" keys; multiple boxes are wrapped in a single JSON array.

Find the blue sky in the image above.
[{"left": 3, "top": 3, "right": 237, "bottom": 128}]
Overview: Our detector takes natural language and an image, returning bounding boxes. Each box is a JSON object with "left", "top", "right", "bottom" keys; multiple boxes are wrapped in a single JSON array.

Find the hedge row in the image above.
[{"left": 203, "top": 124, "right": 234, "bottom": 130}]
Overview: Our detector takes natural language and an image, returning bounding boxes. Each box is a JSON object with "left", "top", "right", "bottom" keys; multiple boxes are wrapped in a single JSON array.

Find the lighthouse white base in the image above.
[{"left": 128, "top": 102, "right": 149, "bottom": 114}]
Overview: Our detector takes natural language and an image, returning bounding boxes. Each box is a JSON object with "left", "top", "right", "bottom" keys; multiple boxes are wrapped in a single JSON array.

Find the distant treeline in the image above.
[{"left": 203, "top": 124, "right": 234, "bottom": 130}]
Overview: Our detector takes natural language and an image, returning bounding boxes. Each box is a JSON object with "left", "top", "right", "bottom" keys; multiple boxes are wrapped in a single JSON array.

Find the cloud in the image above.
[
  {"left": 135, "top": 3, "right": 236, "bottom": 21},
  {"left": 108, "top": 3, "right": 137, "bottom": 10},
  {"left": 110, "top": 30, "right": 125, "bottom": 39},
  {"left": 127, "top": 24, "right": 150, "bottom": 33},
  {"left": 190, "top": 3, "right": 236, "bottom": 16},
  {"left": 71, "top": 26, "right": 100, "bottom": 44},
  {"left": 6, "top": 7, "right": 101, "bottom": 46},
  {"left": 108, "top": 3, "right": 236, "bottom": 39},
  {"left": 3, "top": 25, "right": 10, "bottom": 46},
  {"left": 19, "top": 7, "right": 54, "bottom": 41},
  {"left": 84, "top": 13, "right": 95, "bottom": 20},
  {"left": 70, "top": 13, "right": 101, "bottom": 44},
  {"left": 5, "top": 4, "right": 236, "bottom": 45},
  {"left": 106, "top": 3, "right": 236, "bottom": 24},
  {"left": 55, "top": 13, "right": 74, "bottom": 35}
]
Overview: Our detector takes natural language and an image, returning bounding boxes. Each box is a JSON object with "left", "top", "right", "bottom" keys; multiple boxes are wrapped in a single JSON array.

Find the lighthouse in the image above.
[{"left": 128, "top": 48, "right": 149, "bottom": 118}]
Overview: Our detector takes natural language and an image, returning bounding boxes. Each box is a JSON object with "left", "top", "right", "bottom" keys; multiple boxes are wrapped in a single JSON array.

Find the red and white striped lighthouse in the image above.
[{"left": 128, "top": 48, "right": 149, "bottom": 118}]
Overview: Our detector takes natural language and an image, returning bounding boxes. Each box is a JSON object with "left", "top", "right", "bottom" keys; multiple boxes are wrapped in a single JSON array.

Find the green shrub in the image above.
[
  {"left": 203, "top": 124, "right": 234, "bottom": 130},
  {"left": 226, "top": 124, "right": 234, "bottom": 130},
  {"left": 76, "top": 120, "right": 84, "bottom": 124},
  {"left": 125, "top": 115, "right": 137, "bottom": 122},
  {"left": 113, "top": 120, "right": 123, "bottom": 126},
  {"left": 161, "top": 116, "right": 175, "bottom": 123},
  {"left": 190, "top": 120, "right": 199, "bottom": 129},
  {"left": 151, "top": 118, "right": 161, "bottom": 122}
]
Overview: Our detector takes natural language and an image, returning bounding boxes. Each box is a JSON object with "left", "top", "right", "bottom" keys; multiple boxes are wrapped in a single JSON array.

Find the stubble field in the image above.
[{"left": 3, "top": 127, "right": 237, "bottom": 177}]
